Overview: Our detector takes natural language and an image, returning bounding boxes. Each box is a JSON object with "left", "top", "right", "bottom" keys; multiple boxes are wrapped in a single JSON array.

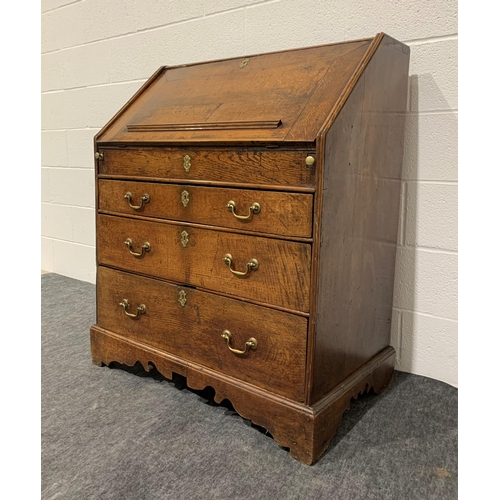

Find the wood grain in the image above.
[
  {"left": 97, "top": 266, "right": 308, "bottom": 400},
  {"left": 98, "top": 148, "right": 315, "bottom": 188},
  {"left": 98, "top": 179, "right": 313, "bottom": 238},
  {"left": 97, "top": 40, "right": 372, "bottom": 145},
  {"left": 310, "top": 34, "right": 410, "bottom": 403},
  {"left": 97, "top": 214, "right": 311, "bottom": 312},
  {"left": 304, "top": 34, "right": 384, "bottom": 404}
]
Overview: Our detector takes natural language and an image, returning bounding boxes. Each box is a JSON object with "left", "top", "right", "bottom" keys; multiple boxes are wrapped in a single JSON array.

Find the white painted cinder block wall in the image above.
[{"left": 41, "top": 0, "right": 458, "bottom": 387}]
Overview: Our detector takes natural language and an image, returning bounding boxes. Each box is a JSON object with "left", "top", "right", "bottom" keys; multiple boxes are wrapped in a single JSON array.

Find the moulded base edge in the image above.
[{"left": 90, "top": 325, "right": 395, "bottom": 465}]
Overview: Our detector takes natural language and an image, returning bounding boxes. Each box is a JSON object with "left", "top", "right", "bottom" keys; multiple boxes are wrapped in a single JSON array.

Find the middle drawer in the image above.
[
  {"left": 97, "top": 214, "right": 311, "bottom": 313},
  {"left": 98, "top": 180, "right": 313, "bottom": 238}
]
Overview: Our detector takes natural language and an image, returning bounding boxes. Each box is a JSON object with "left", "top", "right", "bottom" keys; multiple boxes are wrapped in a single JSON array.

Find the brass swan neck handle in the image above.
[
  {"left": 221, "top": 330, "right": 258, "bottom": 355},
  {"left": 119, "top": 298, "right": 146, "bottom": 318},
  {"left": 223, "top": 253, "right": 259, "bottom": 277},
  {"left": 124, "top": 238, "right": 150, "bottom": 257},
  {"left": 124, "top": 192, "right": 150, "bottom": 210},
  {"left": 227, "top": 200, "right": 261, "bottom": 220}
]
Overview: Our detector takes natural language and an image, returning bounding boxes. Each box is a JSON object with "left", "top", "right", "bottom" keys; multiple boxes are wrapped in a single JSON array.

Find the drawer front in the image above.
[
  {"left": 99, "top": 180, "right": 314, "bottom": 238},
  {"left": 98, "top": 148, "right": 315, "bottom": 189},
  {"left": 97, "top": 214, "right": 311, "bottom": 313},
  {"left": 97, "top": 267, "right": 307, "bottom": 401}
]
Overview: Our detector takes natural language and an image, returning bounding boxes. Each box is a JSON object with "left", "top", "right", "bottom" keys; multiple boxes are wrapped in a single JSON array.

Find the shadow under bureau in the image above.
[{"left": 90, "top": 32, "right": 410, "bottom": 465}]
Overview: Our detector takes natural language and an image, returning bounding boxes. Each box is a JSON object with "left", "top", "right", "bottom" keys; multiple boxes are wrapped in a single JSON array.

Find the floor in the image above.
[{"left": 42, "top": 272, "right": 458, "bottom": 500}]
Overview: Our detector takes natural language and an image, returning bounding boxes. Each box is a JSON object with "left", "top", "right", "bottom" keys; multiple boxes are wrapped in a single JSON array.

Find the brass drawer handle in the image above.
[
  {"left": 124, "top": 191, "right": 150, "bottom": 210},
  {"left": 119, "top": 298, "right": 146, "bottom": 318},
  {"left": 227, "top": 200, "right": 261, "bottom": 220},
  {"left": 221, "top": 330, "right": 257, "bottom": 355},
  {"left": 223, "top": 253, "right": 258, "bottom": 277},
  {"left": 124, "top": 238, "right": 151, "bottom": 257}
]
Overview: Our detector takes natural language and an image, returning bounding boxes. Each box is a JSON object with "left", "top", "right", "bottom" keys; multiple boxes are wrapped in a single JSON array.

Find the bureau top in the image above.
[{"left": 96, "top": 34, "right": 403, "bottom": 146}]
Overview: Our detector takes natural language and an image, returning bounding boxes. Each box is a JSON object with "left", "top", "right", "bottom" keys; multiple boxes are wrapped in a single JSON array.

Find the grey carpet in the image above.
[{"left": 42, "top": 273, "right": 458, "bottom": 500}]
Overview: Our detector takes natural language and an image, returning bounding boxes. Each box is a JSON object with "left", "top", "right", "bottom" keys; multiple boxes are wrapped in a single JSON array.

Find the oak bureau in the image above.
[{"left": 90, "top": 33, "right": 410, "bottom": 465}]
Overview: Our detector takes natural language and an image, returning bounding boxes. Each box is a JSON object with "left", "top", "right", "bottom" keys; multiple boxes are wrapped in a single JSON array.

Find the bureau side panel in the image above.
[{"left": 311, "top": 36, "right": 410, "bottom": 403}]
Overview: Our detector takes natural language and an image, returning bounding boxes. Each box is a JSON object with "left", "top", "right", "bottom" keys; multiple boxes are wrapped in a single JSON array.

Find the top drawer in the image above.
[{"left": 97, "top": 148, "right": 316, "bottom": 189}]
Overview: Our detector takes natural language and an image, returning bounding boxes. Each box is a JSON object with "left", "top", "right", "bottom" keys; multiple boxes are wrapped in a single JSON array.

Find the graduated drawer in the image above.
[
  {"left": 97, "top": 148, "right": 315, "bottom": 189},
  {"left": 99, "top": 180, "right": 313, "bottom": 238},
  {"left": 97, "top": 267, "right": 307, "bottom": 401},
  {"left": 97, "top": 214, "right": 311, "bottom": 313}
]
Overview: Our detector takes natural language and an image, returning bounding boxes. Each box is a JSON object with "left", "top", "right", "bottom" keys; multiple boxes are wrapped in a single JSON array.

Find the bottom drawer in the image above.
[{"left": 97, "top": 266, "right": 307, "bottom": 401}]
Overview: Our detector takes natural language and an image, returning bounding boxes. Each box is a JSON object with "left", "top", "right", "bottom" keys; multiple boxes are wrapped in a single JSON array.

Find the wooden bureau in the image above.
[{"left": 90, "top": 33, "right": 410, "bottom": 465}]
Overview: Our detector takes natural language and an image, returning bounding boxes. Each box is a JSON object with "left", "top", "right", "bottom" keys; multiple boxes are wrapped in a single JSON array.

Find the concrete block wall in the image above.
[{"left": 41, "top": 0, "right": 458, "bottom": 387}]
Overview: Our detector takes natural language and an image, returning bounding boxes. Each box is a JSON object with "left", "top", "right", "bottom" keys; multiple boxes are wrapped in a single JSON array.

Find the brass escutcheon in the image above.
[
  {"left": 221, "top": 329, "right": 257, "bottom": 355},
  {"left": 223, "top": 253, "right": 259, "bottom": 277},
  {"left": 124, "top": 191, "right": 150, "bottom": 210},
  {"left": 178, "top": 290, "right": 187, "bottom": 307},
  {"left": 227, "top": 200, "right": 261, "bottom": 220},
  {"left": 181, "top": 190, "right": 190, "bottom": 208},
  {"left": 119, "top": 298, "right": 146, "bottom": 319},
  {"left": 183, "top": 155, "right": 191, "bottom": 172},
  {"left": 181, "top": 230, "right": 189, "bottom": 247},
  {"left": 239, "top": 58, "right": 249, "bottom": 68}
]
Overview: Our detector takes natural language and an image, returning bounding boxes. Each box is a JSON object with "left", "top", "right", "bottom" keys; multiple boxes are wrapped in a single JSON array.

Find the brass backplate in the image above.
[
  {"left": 178, "top": 290, "right": 187, "bottom": 307},
  {"left": 181, "top": 190, "right": 190, "bottom": 208},
  {"left": 181, "top": 230, "right": 189, "bottom": 247},
  {"left": 183, "top": 155, "right": 191, "bottom": 172}
]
